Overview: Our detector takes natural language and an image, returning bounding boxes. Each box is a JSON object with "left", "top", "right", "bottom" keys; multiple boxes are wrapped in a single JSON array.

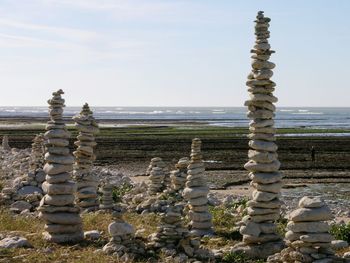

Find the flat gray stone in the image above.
[
  {"left": 0, "top": 236, "right": 32, "bottom": 248},
  {"left": 17, "top": 186, "right": 43, "bottom": 196}
]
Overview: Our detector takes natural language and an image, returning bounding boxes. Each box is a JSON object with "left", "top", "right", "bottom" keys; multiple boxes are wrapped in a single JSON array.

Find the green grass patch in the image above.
[{"left": 330, "top": 223, "right": 350, "bottom": 243}]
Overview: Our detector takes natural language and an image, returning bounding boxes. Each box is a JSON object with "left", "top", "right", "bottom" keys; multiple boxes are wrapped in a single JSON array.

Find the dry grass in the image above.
[{"left": 0, "top": 208, "right": 160, "bottom": 263}]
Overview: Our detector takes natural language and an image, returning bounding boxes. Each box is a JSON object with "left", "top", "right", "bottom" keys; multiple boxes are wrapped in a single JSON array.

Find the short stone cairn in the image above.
[
  {"left": 148, "top": 204, "right": 188, "bottom": 249},
  {"left": 148, "top": 167, "right": 165, "bottom": 195},
  {"left": 73, "top": 103, "right": 100, "bottom": 211},
  {"left": 99, "top": 180, "right": 114, "bottom": 210},
  {"left": 183, "top": 138, "right": 213, "bottom": 237},
  {"left": 29, "top": 133, "right": 45, "bottom": 172},
  {"left": 146, "top": 157, "right": 171, "bottom": 189},
  {"left": 2, "top": 135, "right": 10, "bottom": 151},
  {"left": 235, "top": 11, "right": 284, "bottom": 258},
  {"left": 38, "top": 89, "right": 83, "bottom": 243},
  {"left": 170, "top": 157, "right": 189, "bottom": 195},
  {"left": 103, "top": 206, "right": 145, "bottom": 260},
  {"left": 26, "top": 133, "right": 45, "bottom": 188},
  {"left": 268, "top": 196, "right": 344, "bottom": 263}
]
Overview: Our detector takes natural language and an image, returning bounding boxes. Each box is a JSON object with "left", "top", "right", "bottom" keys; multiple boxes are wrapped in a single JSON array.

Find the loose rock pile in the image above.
[
  {"left": 170, "top": 157, "right": 189, "bottom": 196},
  {"left": 38, "top": 89, "right": 83, "bottom": 243},
  {"left": 183, "top": 138, "right": 213, "bottom": 237},
  {"left": 103, "top": 206, "right": 145, "bottom": 261},
  {"left": 73, "top": 103, "right": 100, "bottom": 211},
  {"left": 234, "top": 11, "right": 284, "bottom": 258},
  {"left": 268, "top": 196, "right": 345, "bottom": 263},
  {"left": 148, "top": 167, "right": 165, "bottom": 195},
  {"left": 99, "top": 180, "right": 114, "bottom": 210},
  {"left": 2, "top": 135, "right": 10, "bottom": 151}
]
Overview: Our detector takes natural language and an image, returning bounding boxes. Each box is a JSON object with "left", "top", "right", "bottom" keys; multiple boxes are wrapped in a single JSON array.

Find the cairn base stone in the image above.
[{"left": 233, "top": 241, "right": 285, "bottom": 259}]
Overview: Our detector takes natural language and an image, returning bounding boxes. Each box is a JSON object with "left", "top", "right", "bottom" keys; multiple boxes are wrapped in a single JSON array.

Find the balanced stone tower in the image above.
[
  {"left": 38, "top": 89, "right": 83, "bottom": 243},
  {"left": 148, "top": 167, "right": 165, "bottom": 195},
  {"left": 267, "top": 197, "right": 343, "bottom": 263},
  {"left": 30, "top": 133, "right": 45, "bottom": 172},
  {"left": 146, "top": 157, "right": 171, "bottom": 189},
  {"left": 2, "top": 135, "right": 10, "bottom": 151},
  {"left": 183, "top": 138, "right": 213, "bottom": 237},
  {"left": 99, "top": 180, "right": 114, "bottom": 210},
  {"left": 73, "top": 103, "right": 100, "bottom": 211},
  {"left": 170, "top": 157, "right": 190, "bottom": 195},
  {"left": 148, "top": 204, "right": 188, "bottom": 249},
  {"left": 27, "top": 133, "right": 45, "bottom": 188},
  {"left": 103, "top": 206, "right": 145, "bottom": 259},
  {"left": 236, "top": 11, "right": 284, "bottom": 258}
]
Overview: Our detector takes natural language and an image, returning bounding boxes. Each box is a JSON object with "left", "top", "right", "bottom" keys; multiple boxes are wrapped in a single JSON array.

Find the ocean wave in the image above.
[{"left": 292, "top": 112, "right": 324, "bottom": 115}]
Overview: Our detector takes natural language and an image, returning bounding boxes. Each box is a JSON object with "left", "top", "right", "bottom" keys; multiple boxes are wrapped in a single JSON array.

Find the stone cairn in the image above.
[
  {"left": 26, "top": 133, "right": 46, "bottom": 188},
  {"left": 38, "top": 89, "right": 83, "bottom": 243},
  {"left": 183, "top": 138, "right": 213, "bottom": 237},
  {"left": 170, "top": 157, "right": 190, "bottom": 196},
  {"left": 73, "top": 103, "right": 100, "bottom": 211},
  {"left": 29, "top": 134, "right": 45, "bottom": 172},
  {"left": 234, "top": 11, "right": 284, "bottom": 258},
  {"left": 268, "top": 196, "right": 344, "bottom": 263},
  {"left": 148, "top": 204, "right": 188, "bottom": 250},
  {"left": 2, "top": 135, "right": 10, "bottom": 151},
  {"left": 99, "top": 180, "right": 114, "bottom": 210},
  {"left": 146, "top": 157, "right": 171, "bottom": 189},
  {"left": 148, "top": 167, "right": 165, "bottom": 196},
  {"left": 103, "top": 206, "right": 145, "bottom": 260}
]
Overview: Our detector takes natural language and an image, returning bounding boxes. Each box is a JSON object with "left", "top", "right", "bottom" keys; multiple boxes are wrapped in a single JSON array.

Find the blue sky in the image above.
[{"left": 0, "top": 0, "right": 349, "bottom": 107}]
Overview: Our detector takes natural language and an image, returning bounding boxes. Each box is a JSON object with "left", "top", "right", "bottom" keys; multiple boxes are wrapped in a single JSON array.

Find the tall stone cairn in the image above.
[
  {"left": 38, "top": 89, "right": 83, "bottom": 243},
  {"left": 170, "top": 157, "right": 190, "bottom": 194},
  {"left": 237, "top": 11, "right": 284, "bottom": 258},
  {"left": 183, "top": 138, "right": 213, "bottom": 237},
  {"left": 267, "top": 196, "right": 344, "bottom": 263},
  {"left": 2, "top": 135, "right": 10, "bottom": 151},
  {"left": 73, "top": 103, "right": 99, "bottom": 211},
  {"left": 30, "top": 133, "right": 45, "bottom": 172}
]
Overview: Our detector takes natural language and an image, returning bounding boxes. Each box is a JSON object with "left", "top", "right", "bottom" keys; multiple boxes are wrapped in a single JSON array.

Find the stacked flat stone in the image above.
[
  {"left": 38, "top": 90, "right": 84, "bottom": 243},
  {"left": 29, "top": 133, "right": 45, "bottom": 172},
  {"left": 103, "top": 207, "right": 145, "bottom": 259},
  {"left": 267, "top": 197, "right": 344, "bottom": 263},
  {"left": 99, "top": 180, "right": 114, "bottom": 210},
  {"left": 238, "top": 11, "right": 283, "bottom": 257},
  {"left": 38, "top": 89, "right": 83, "bottom": 243},
  {"left": 183, "top": 138, "right": 213, "bottom": 237},
  {"left": 2, "top": 135, "right": 10, "bottom": 151},
  {"left": 170, "top": 157, "right": 190, "bottom": 194},
  {"left": 149, "top": 204, "right": 188, "bottom": 249},
  {"left": 148, "top": 167, "right": 165, "bottom": 195},
  {"left": 73, "top": 103, "right": 99, "bottom": 211}
]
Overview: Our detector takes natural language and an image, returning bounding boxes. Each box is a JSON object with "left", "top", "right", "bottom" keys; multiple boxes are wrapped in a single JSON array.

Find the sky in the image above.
[{"left": 0, "top": 0, "right": 350, "bottom": 107}]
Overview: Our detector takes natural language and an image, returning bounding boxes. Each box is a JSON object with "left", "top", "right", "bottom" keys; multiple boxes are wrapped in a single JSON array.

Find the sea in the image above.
[{"left": 0, "top": 107, "right": 350, "bottom": 130}]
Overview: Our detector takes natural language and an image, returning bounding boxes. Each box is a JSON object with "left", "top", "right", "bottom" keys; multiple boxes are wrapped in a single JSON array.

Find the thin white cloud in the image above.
[{"left": 0, "top": 18, "right": 97, "bottom": 41}]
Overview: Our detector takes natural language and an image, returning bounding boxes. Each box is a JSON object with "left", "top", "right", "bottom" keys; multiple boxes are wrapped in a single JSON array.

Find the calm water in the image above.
[{"left": 0, "top": 107, "right": 350, "bottom": 129}]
